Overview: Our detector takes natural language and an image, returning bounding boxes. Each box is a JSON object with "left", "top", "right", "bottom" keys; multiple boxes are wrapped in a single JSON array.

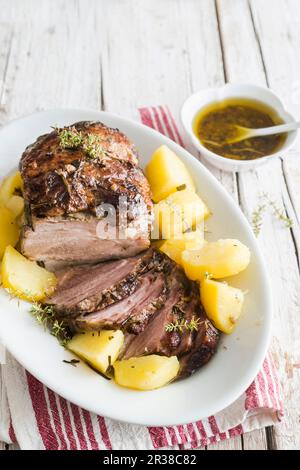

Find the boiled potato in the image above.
[
  {"left": 5, "top": 195, "right": 24, "bottom": 219},
  {"left": 0, "top": 171, "right": 23, "bottom": 205},
  {"left": 1, "top": 245, "right": 57, "bottom": 301},
  {"left": 114, "top": 355, "right": 179, "bottom": 391},
  {"left": 182, "top": 239, "right": 250, "bottom": 281},
  {"left": 200, "top": 278, "right": 244, "bottom": 334},
  {"left": 145, "top": 145, "right": 195, "bottom": 202},
  {"left": 0, "top": 207, "right": 20, "bottom": 258},
  {"left": 154, "top": 189, "right": 209, "bottom": 239},
  {"left": 68, "top": 330, "right": 124, "bottom": 374},
  {"left": 159, "top": 229, "right": 205, "bottom": 266}
]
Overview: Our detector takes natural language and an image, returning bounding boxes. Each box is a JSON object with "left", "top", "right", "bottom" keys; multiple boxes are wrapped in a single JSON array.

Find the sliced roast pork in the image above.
[
  {"left": 73, "top": 270, "right": 167, "bottom": 332},
  {"left": 46, "top": 249, "right": 167, "bottom": 316},
  {"left": 120, "top": 270, "right": 215, "bottom": 363},
  {"left": 20, "top": 121, "right": 153, "bottom": 267},
  {"left": 44, "top": 248, "right": 220, "bottom": 378},
  {"left": 121, "top": 269, "right": 185, "bottom": 358}
]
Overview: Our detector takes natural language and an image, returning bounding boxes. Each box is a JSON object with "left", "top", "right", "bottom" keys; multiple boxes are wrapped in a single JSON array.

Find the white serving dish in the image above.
[
  {"left": 0, "top": 108, "right": 272, "bottom": 426},
  {"left": 181, "top": 83, "right": 298, "bottom": 172}
]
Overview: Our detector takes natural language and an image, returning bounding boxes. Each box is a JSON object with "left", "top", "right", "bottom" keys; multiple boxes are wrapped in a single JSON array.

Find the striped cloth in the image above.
[{"left": 0, "top": 106, "right": 283, "bottom": 450}]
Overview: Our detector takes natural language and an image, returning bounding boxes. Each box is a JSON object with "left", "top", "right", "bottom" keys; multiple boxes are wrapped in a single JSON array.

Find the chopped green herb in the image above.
[
  {"left": 82, "top": 133, "right": 105, "bottom": 159},
  {"left": 54, "top": 126, "right": 108, "bottom": 160},
  {"left": 56, "top": 126, "right": 83, "bottom": 150},
  {"left": 176, "top": 184, "right": 187, "bottom": 191}
]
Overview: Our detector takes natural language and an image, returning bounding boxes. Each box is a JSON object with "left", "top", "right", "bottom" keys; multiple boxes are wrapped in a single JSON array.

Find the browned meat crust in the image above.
[
  {"left": 20, "top": 121, "right": 153, "bottom": 265},
  {"left": 20, "top": 121, "right": 152, "bottom": 218}
]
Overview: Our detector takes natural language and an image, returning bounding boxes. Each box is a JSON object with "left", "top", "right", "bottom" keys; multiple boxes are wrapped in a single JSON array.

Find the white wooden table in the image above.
[{"left": 0, "top": 0, "right": 299, "bottom": 450}]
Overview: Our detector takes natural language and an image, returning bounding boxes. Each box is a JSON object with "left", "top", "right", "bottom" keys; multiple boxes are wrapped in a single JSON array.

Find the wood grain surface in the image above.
[{"left": 0, "top": 0, "right": 299, "bottom": 450}]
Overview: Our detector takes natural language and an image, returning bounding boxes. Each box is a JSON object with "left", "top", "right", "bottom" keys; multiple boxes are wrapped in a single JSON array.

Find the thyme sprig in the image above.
[
  {"left": 30, "top": 303, "right": 71, "bottom": 347},
  {"left": 264, "top": 194, "right": 293, "bottom": 229},
  {"left": 251, "top": 202, "right": 267, "bottom": 237},
  {"left": 165, "top": 315, "right": 200, "bottom": 333},
  {"left": 251, "top": 193, "right": 293, "bottom": 237}
]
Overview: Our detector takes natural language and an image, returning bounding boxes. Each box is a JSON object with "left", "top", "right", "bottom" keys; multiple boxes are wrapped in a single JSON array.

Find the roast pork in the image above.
[{"left": 20, "top": 121, "right": 153, "bottom": 267}]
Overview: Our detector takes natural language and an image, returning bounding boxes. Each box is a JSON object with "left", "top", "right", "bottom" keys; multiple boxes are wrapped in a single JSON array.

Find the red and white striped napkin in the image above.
[{"left": 0, "top": 106, "right": 283, "bottom": 450}]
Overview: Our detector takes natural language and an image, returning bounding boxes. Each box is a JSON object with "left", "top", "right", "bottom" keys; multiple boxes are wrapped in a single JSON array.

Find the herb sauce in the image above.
[{"left": 193, "top": 98, "right": 287, "bottom": 160}]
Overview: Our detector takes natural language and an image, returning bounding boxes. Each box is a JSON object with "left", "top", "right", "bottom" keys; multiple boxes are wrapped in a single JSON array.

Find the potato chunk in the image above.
[
  {"left": 1, "top": 245, "right": 57, "bottom": 301},
  {"left": 182, "top": 239, "right": 250, "bottom": 280},
  {"left": 68, "top": 330, "right": 124, "bottom": 375},
  {"left": 114, "top": 355, "right": 179, "bottom": 391},
  {"left": 0, "top": 171, "right": 23, "bottom": 205},
  {"left": 5, "top": 195, "right": 24, "bottom": 219},
  {"left": 200, "top": 278, "right": 244, "bottom": 334},
  {"left": 145, "top": 145, "right": 195, "bottom": 202},
  {"left": 159, "top": 229, "right": 205, "bottom": 266},
  {"left": 0, "top": 207, "right": 20, "bottom": 258},
  {"left": 154, "top": 189, "right": 209, "bottom": 239}
]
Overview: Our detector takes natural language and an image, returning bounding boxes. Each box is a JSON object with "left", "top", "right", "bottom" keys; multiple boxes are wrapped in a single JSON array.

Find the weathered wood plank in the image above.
[
  {"left": 0, "top": 0, "right": 102, "bottom": 123},
  {"left": 248, "top": 0, "right": 300, "bottom": 449},
  {"left": 217, "top": 0, "right": 300, "bottom": 450},
  {"left": 243, "top": 429, "right": 268, "bottom": 450}
]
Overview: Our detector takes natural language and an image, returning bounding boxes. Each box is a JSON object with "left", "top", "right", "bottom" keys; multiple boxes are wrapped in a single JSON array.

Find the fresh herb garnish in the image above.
[
  {"left": 165, "top": 315, "right": 201, "bottom": 333},
  {"left": 251, "top": 193, "right": 293, "bottom": 236},
  {"left": 251, "top": 202, "right": 266, "bottom": 237},
  {"left": 30, "top": 303, "right": 71, "bottom": 347},
  {"left": 82, "top": 133, "right": 105, "bottom": 159},
  {"left": 55, "top": 126, "right": 108, "bottom": 160},
  {"left": 264, "top": 194, "right": 293, "bottom": 229},
  {"left": 56, "top": 126, "right": 83, "bottom": 150},
  {"left": 176, "top": 184, "right": 187, "bottom": 191},
  {"left": 63, "top": 359, "right": 80, "bottom": 367}
]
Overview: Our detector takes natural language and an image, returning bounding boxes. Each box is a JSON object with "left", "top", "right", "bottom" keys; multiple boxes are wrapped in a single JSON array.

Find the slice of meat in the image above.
[
  {"left": 170, "top": 288, "right": 200, "bottom": 357},
  {"left": 20, "top": 121, "right": 153, "bottom": 266},
  {"left": 45, "top": 249, "right": 169, "bottom": 316},
  {"left": 21, "top": 214, "right": 150, "bottom": 267},
  {"left": 121, "top": 271, "right": 202, "bottom": 359},
  {"left": 72, "top": 271, "right": 167, "bottom": 332},
  {"left": 178, "top": 317, "right": 220, "bottom": 379},
  {"left": 121, "top": 272, "right": 184, "bottom": 358},
  {"left": 46, "top": 256, "right": 143, "bottom": 317}
]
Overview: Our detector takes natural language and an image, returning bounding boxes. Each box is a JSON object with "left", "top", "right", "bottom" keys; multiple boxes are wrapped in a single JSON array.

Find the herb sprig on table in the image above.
[{"left": 251, "top": 193, "right": 293, "bottom": 236}]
